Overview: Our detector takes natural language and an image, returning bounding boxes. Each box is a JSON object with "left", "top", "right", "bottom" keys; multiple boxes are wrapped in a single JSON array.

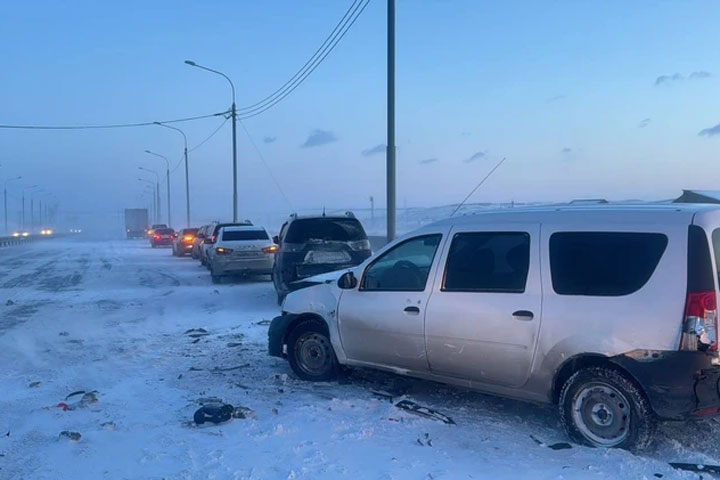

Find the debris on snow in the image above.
[
  {"left": 669, "top": 462, "right": 720, "bottom": 475},
  {"left": 5, "top": 299, "right": 14, "bottom": 306},
  {"left": 530, "top": 434, "right": 573, "bottom": 450},
  {"left": 395, "top": 399, "right": 455, "bottom": 425},
  {"left": 184, "top": 328, "right": 209, "bottom": 338},
  {"left": 28, "top": 381, "right": 41, "bottom": 388},
  {"left": 193, "top": 404, "right": 234, "bottom": 425},
  {"left": 59, "top": 431, "right": 81, "bottom": 442}
]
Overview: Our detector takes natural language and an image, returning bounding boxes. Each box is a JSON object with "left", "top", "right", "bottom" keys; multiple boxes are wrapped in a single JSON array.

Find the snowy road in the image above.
[{"left": 1, "top": 239, "right": 719, "bottom": 479}]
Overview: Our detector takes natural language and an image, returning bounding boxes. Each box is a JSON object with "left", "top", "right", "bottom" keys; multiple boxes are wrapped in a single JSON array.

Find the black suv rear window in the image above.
[
  {"left": 222, "top": 230, "right": 269, "bottom": 241},
  {"left": 550, "top": 232, "right": 668, "bottom": 296},
  {"left": 285, "top": 218, "right": 366, "bottom": 243}
]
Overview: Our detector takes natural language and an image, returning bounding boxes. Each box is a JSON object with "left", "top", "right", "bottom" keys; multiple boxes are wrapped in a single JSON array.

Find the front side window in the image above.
[
  {"left": 362, "top": 234, "right": 442, "bottom": 291},
  {"left": 550, "top": 232, "right": 668, "bottom": 296},
  {"left": 443, "top": 232, "right": 530, "bottom": 293}
]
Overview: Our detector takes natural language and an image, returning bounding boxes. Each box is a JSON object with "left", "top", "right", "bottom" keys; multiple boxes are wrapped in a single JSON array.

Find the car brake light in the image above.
[
  {"left": 216, "top": 247, "right": 233, "bottom": 255},
  {"left": 183, "top": 235, "right": 194, "bottom": 242},
  {"left": 154, "top": 235, "right": 161, "bottom": 240},
  {"left": 263, "top": 245, "right": 278, "bottom": 254},
  {"left": 682, "top": 291, "right": 718, "bottom": 351}
]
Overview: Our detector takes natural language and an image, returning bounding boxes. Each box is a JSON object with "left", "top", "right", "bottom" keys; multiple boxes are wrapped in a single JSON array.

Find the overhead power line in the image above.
[
  {"left": 237, "top": 0, "right": 371, "bottom": 120},
  {"left": 0, "top": 111, "right": 229, "bottom": 130}
]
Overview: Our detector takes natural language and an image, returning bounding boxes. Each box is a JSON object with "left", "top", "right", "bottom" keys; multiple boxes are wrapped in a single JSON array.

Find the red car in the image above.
[{"left": 150, "top": 228, "right": 176, "bottom": 248}]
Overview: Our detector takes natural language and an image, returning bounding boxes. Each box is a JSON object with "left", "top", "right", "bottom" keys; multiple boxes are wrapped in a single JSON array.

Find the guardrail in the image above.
[{"left": 0, "top": 233, "right": 62, "bottom": 247}]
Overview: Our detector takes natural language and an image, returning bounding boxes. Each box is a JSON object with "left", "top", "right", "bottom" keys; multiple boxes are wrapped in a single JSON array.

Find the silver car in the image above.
[
  {"left": 208, "top": 225, "right": 276, "bottom": 283},
  {"left": 269, "top": 204, "right": 720, "bottom": 450}
]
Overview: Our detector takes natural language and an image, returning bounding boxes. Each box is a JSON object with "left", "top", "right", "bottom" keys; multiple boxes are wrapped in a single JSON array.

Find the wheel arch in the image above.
[
  {"left": 282, "top": 313, "right": 330, "bottom": 350},
  {"left": 551, "top": 353, "right": 648, "bottom": 405}
]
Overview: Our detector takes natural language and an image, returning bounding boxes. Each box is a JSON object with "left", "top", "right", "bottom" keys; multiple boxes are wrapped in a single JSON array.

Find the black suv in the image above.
[{"left": 272, "top": 212, "right": 372, "bottom": 304}]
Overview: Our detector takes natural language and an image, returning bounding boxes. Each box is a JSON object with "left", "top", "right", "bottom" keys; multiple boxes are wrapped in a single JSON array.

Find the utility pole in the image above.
[
  {"left": 370, "top": 196, "right": 375, "bottom": 223},
  {"left": 30, "top": 198, "right": 34, "bottom": 231},
  {"left": 386, "top": 0, "right": 397, "bottom": 242},
  {"left": 145, "top": 151, "right": 171, "bottom": 227},
  {"left": 4, "top": 176, "right": 21, "bottom": 234}
]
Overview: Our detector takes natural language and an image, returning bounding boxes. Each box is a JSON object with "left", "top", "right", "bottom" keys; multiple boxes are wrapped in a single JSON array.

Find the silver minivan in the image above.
[{"left": 269, "top": 204, "right": 720, "bottom": 450}]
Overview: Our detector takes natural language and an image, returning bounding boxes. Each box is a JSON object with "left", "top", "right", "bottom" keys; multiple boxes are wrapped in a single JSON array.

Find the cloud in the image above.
[
  {"left": 699, "top": 123, "right": 720, "bottom": 137},
  {"left": 263, "top": 136, "right": 277, "bottom": 144},
  {"left": 655, "top": 71, "right": 711, "bottom": 86},
  {"left": 638, "top": 118, "right": 651, "bottom": 128},
  {"left": 655, "top": 73, "right": 684, "bottom": 86},
  {"left": 418, "top": 157, "right": 438, "bottom": 164},
  {"left": 561, "top": 147, "right": 572, "bottom": 154},
  {"left": 361, "top": 144, "right": 385, "bottom": 157},
  {"left": 464, "top": 151, "right": 486, "bottom": 163},
  {"left": 546, "top": 94, "right": 566, "bottom": 103},
  {"left": 690, "top": 71, "right": 712, "bottom": 79},
  {"left": 301, "top": 129, "right": 337, "bottom": 148}
]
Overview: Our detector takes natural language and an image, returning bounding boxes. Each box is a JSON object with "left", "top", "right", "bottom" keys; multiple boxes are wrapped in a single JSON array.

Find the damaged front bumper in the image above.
[{"left": 612, "top": 350, "right": 720, "bottom": 420}]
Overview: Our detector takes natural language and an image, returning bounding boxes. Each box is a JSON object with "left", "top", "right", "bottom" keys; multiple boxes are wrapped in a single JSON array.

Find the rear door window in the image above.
[
  {"left": 222, "top": 230, "right": 269, "bottom": 241},
  {"left": 285, "top": 218, "right": 367, "bottom": 243},
  {"left": 550, "top": 232, "right": 668, "bottom": 296},
  {"left": 443, "top": 232, "right": 530, "bottom": 293}
]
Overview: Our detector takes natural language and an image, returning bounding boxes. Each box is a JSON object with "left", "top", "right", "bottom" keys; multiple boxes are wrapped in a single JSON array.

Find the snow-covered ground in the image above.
[{"left": 1, "top": 238, "right": 719, "bottom": 479}]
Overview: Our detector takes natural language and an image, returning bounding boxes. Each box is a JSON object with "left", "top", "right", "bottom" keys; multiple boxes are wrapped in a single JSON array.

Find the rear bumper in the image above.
[
  {"left": 213, "top": 256, "right": 273, "bottom": 275},
  {"left": 612, "top": 351, "right": 720, "bottom": 420}
]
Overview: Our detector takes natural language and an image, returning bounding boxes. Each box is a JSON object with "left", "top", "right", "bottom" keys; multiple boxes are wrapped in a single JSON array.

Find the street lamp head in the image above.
[
  {"left": 184, "top": 60, "right": 196, "bottom": 66},
  {"left": 153, "top": 122, "right": 161, "bottom": 126},
  {"left": 144, "top": 150, "right": 152, "bottom": 154}
]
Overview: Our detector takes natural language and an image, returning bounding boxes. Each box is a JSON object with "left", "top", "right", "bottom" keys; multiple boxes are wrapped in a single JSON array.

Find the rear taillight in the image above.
[
  {"left": 682, "top": 291, "right": 718, "bottom": 351},
  {"left": 682, "top": 225, "right": 719, "bottom": 352},
  {"left": 262, "top": 245, "right": 278, "bottom": 254},
  {"left": 154, "top": 235, "right": 161, "bottom": 240},
  {"left": 183, "top": 235, "right": 194, "bottom": 242},
  {"left": 348, "top": 239, "right": 371, "bottom": 251},
  {"left": 211, "top": 235, "right": 216, "bottom": 243},
  {"left": 216, "top": 247, "right": 233, "bottom": 255}
]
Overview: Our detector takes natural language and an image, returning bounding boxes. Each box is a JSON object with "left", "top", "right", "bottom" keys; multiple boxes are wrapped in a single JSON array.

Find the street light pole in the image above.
[
  {"left": 184, "top": 60, "right": 238, "bottom": 222},
  {"left": 386, "top": 0, "right": 397, "bottom": 242},
  {"left": 4, "top": 176, "right": 21, "bottom": 234},
  {"left": 139, "top": 167, "right": 161, "bottom": 223},
  {"left": 154, "top": 123, "right": 190, "bottom": 227},
  {"left": 144, "top": 151, "right": 171, "bottom": 227},
  {"left": 21, "top": 185, "right": 38, "bottom": 231},
  {"left": 138, "top": 178, "right": 158, "bottom": 223}
]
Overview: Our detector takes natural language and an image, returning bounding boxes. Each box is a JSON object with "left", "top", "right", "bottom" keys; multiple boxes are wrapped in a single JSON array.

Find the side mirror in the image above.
[
  {"left": 272, "top": 235, "right": 279, "bottom": 245},
  {"left": 204, "top": 237, "right": 213, "bottom": 244},
  {"left": 337, "top": 271, "right": 358, "bottom": 290}
]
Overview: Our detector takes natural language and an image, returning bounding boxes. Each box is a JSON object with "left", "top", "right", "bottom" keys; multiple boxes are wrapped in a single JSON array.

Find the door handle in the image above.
[
  {"left": 512, "top": 310, "right": 534, "bottom": 320},
  {"left": 404, "top": 306, "right": 421, "bottom": 315}
]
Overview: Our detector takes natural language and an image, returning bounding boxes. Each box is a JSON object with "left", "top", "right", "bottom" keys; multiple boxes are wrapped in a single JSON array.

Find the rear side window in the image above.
[
  {"left": 285, "top": 218, "right": 367, "bottom": 243},
  {"left": 443, "top": 232, "right": 530, "bottom": 293},
  {"left": 222, "top": 230, "right": 269, "bottom": 241},
  {"left": 550, "top": 232, "right": 668, "bottom": 296}
]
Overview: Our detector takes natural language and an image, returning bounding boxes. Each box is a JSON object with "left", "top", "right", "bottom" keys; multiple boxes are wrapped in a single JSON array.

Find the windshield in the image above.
[{"left": 285, "top": 218, "right": 366, "bottom": 243}]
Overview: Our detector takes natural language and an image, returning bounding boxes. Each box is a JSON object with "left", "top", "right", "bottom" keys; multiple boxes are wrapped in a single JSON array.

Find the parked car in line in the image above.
[
  {"left": 207, "top": 225, "right": 276, "bottom": 283},
  {"left": 199, "top": 221, "right": 253, "bottom": 267},
  {"left": 172, "top": 228, "right": 199, "bottom": 256},
  {"left": 191, "top": 225, "right": 210, "bottom": 259},
  {"left": 147, "top": 223, "right": 168, "bottom": 237},
  {"left": 271, "top": 212, "right": 371, "bottom": 304},
  {"left": 269, "top": 204, "right": 720, "bottom": 450},
  {"left": 149, "top": 227, "right": 176, "bottom": 248}
]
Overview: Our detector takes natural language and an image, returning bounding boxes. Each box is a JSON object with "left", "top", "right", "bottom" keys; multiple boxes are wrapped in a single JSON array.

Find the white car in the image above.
[
  {"left": 207, "top": 225, "right": 276, "bottom": 283},
  {"left": 269, "top": 203, "right": 720, "bottom": 450}
]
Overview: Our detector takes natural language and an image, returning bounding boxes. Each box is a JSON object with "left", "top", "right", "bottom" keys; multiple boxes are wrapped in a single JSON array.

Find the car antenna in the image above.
[{"left": 450, "top": 157, "right": 507, "bottom": 217}]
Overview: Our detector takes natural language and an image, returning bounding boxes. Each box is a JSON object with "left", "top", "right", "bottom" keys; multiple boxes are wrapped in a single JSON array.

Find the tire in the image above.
[
  {"left": 559, "top": 366, "right": 656, "bottom": 451},
  {"left": 286, "top": 319, "right": 338, "bottom": 382},
  {"left": 210, "top": 265, "right": 222, "bottom": 284}
]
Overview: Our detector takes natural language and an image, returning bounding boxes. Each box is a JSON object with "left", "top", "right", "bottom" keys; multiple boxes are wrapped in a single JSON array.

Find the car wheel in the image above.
[
  {"left": 287, "top": 320, "right": 338, "bottom": 382},
  {"left": 559, "top": 366, "right": 656, "bottom": 451}
]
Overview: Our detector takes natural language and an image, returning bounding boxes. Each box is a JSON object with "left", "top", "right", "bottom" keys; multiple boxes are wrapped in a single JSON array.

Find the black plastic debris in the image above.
[
  {"left": 529, "top": 434, "right": 573, "bottom": 450},
  {"left": 670, "top": 463, "right": 720, "bottom": 475},
  {"left": 59, "top": 431, "right": 81, "bottom": 441},
  {"left": 28, "top": 381, "right": 41, "bottom": 388},
  {"left": 185, "top": 328, "right": 209, "bottom": 338},
  {"left": 394, "top": 399, "right": 455, "bottom": 425},
  {"left": 5, "top": 300, "right": 14, "bottom": 306},
  {"left": 193, "top": 404, "right": 234, "bottom": 425}
]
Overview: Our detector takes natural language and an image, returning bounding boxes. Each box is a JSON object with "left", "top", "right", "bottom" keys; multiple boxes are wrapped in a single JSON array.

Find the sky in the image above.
[{"left": 1, "top": 0, "right": 720, "bottom": 231}]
